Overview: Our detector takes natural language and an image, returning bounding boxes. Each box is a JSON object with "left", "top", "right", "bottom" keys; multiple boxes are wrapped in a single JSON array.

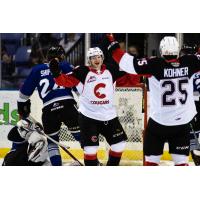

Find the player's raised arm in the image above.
[
  {"left": 102, "top": 34, "right": 152, "bottom": 75},
  {"left": 49, "top": 58, "right": 80, "bottom": 87}
]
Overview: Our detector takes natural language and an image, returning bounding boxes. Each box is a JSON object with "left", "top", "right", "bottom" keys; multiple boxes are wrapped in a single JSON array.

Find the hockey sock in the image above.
[
  {"left": 175, "top": 163, "right": 189, "bottom": 166},
  {"left": 106, "top": 150, "right": 122, "bottom": 166},
  {"left": 84, "top": 154, "right": 98, "bottom": 166},
  {"left": 171, "top": 154, "right": 189, "bottom": 166},
  {"left": 48, "top": 135, "right": 62, "bottom": 166},
  {"left": 144, "top": 161, "right": 159, "bottom": 166},
  {"left": 144, "top": 155, "right": 161, "bottom": 166},
  {"left": 73, "top": 133, "right": 100, "bottom": 167}
]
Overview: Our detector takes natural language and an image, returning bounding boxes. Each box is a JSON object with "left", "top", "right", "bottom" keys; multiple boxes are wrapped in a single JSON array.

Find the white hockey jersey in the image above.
[
  {"left": 54, "top": 64, "right": 126, "bottom": 121},
  {"left": 113, "top": 52, "right": 200, "bottom": 126}
]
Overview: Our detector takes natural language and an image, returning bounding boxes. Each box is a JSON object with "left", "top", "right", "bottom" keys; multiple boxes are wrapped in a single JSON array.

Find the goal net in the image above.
[{"left": 58, "top": 84, "right": 147, "bottom": 165}]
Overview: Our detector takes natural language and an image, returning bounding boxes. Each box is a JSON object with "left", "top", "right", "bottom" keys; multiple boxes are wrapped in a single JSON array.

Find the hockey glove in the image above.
[
  {"left": 17, "top": 99, "right": 31, "bottom": 118},
  {"left": 49, "top": 58, "right": 61, "bottom": 78},
  {"left": 101, "top": 34, "right": 120, "bottom": 53},
  {"left": 17, "top": 117, "right": 36, "bottom": 140}
]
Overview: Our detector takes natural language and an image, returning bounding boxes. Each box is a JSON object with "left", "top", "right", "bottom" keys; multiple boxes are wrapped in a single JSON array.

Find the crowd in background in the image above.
[
  {"left": 0, "top": 33, "right": 82, "bottom": 89},
  {"left": 1, "top": 33, "right": 200, "bottom": 90}
]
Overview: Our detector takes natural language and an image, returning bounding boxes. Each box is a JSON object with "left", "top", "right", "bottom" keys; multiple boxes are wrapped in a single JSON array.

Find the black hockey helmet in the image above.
[{"left": 47, "top": 45, "right": 65, "bottom": 61}]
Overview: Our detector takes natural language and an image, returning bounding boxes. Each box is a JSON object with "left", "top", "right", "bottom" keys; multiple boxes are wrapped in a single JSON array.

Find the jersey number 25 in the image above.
[{"left": 161, "top": 78, "right": 189, "bottom": 106}]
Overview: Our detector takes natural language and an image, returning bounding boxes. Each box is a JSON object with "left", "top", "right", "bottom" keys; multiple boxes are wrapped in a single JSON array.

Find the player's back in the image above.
[
  {"left": 147, "top": 55, "right": 199, "bottom": 126},
  {"left": 20, "top": 61, "right": 74, "bottom": 107}
]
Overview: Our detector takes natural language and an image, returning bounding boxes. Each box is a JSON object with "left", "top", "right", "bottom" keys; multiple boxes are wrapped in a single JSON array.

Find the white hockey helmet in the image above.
[
  {"left": 159, "top": 36, "right": 179, "bottom": 58},
  {"left": 87, "top": 47, "right": 104, "bottom": 64}
]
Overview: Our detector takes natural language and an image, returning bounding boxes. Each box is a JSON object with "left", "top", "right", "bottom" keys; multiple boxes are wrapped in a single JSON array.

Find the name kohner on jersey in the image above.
[
  {"left": 18, "top": 61, "right": 74, "bottom": 107},
  {"left": 102, "top": 34, "right": 200, "bottom": 166},
  {"left": 110, "top": 40, "right": 200, "bottom": 126}
]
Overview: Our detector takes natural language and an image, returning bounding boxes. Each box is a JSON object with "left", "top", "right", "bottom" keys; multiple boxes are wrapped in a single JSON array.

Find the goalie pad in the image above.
[
  {"left": 27, "top": 131, "right": 48, "bottom": 163},
  {"left": 7, "top": 126, "right": 26, "bottom": 143},
  {"left": 191, "top": 150, "right": 200, "bottom": 166}
]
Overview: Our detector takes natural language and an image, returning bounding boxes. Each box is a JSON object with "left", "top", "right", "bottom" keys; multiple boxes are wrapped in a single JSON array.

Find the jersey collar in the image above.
[
  {"left": 165, "top": 58, "right": 179, "bottom": 63},
  {"left": 88, "top": 64, "right": 106, "bottom": 74}
]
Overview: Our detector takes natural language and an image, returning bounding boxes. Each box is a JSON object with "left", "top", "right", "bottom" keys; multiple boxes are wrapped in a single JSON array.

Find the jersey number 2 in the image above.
[
  {"left": 161, "top": 78, "right": 189, "bottom": 106},
  {"left": 40, "top": 79, "right": 64, "bottom": 98}
]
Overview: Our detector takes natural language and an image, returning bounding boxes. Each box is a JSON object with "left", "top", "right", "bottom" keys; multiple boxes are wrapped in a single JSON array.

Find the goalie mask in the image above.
[
  {"left": 87, "top": 47, "right": 104, "bottom": 65},
  {"left": 159, "top": 36, "right": 179, "bottom": 60}
]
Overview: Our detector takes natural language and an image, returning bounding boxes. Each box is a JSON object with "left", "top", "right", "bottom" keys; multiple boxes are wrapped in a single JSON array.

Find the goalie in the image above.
[{"left": 3, "top": 118, "right": 49, "bottom": 166}]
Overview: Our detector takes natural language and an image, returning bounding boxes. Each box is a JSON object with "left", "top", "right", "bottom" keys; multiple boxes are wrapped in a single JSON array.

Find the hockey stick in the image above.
[
  {"left": 1, "top": 118, "right": 84, "bottom": 165},
  {"left": 36, "top": 128, "right": 84, "bottom": 166},
  {"left": 25, "top": 116, "right": 84, "bottom": 166}
]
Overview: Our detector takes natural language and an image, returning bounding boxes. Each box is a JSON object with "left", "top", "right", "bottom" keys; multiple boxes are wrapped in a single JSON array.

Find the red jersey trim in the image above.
[
  {"left": 112, "top": 48, "right": 125, "bottom": 64},
  {"left": 84, "top": 154, "right": 97, "bottom": 160},
  {"left": 88, "top": 64, "right": 106, "bottom": 74},
  {"left": 165, "top": 59, "right": 179, "bottom": 63},
  {"left": 175, "top": 163, "right": 189, "bottom": 166},
  {"left": 54, "top": 74, "right": 80, "bottom": 87},
  {"left": 144, "top": 161, "right": 159, "bottom": 166}
]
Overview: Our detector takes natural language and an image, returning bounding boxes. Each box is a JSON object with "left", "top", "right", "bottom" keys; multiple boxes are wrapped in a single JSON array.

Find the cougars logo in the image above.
[{"left": 94, "top": 83, "right": 106, "bottom": 99}]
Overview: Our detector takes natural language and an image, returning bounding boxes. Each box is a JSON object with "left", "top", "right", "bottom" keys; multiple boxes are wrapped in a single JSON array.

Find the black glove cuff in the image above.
[
  {"left": 108, "top": 41, "right": 120, "bottom": 52},
  {"left": 49, "top": 58, "right": 61, "bottom": 78}
]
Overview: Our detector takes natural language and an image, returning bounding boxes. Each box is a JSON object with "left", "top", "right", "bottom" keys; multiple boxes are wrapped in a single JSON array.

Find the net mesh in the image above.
[{"left": 59, "top": 85, "right": 147, "bottom": 163}]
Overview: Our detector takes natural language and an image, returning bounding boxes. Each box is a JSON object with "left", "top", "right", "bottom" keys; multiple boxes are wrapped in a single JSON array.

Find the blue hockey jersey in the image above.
[
  {"left": 19, "top": 61, "right": 74, "bottom": 106},
  {"left": 193, "top": 72, "right": 200, "bottom": 97},
  {"left": 193, "top": 54, "right": 200, "bottom": 100}
]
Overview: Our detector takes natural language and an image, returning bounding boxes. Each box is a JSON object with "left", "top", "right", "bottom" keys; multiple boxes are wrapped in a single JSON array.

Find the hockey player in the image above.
[
  {"left": 190, "top": 45, "right": 200, "bottom": 165},
  {"left": 17, "top": 45, "right": 81, "bottom": 166},
  {"left": 49, "top": 47, "right": 128, "bottom": 166},
  {"left": 104, "top": 34, "right": 200, "bottom": 166},
  {"left": 3, "top": 118, "right": 49, "bottom": 166}
]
